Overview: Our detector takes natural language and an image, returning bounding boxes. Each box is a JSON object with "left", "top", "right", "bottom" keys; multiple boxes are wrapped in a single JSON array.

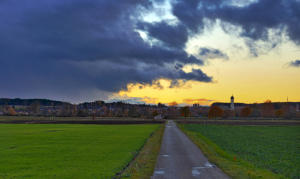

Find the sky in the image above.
[{"left": 0, "top": 0, "right": 299, "bottom": 105}]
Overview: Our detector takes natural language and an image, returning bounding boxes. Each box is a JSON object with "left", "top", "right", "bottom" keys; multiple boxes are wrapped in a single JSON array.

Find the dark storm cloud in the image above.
[
  {"left": 70, "top": 61, "right": 211, "bottom": 92},
  {"left": 0, "top": 0, "right": 210, "bottom": 101},
  {"left": 169, "top": 69, "right": 212, "bottom": 88},
  {"left": 198, "top": 48, "right": 229, "bottom": 60},
  {"left": 172, "top": 0, "right": 300, "bottom": 45},
  {"left": 172, "top": 0, "right": 205, "bottom": 33},
  {"left": 289, "top": 60, "right": 300, "bottom": 67},
  {"left": 138, "top": 21, "right": 188, "bottom": 48},
  {"left": 3, "top": 0, "right": 298, "bottom": 102}
]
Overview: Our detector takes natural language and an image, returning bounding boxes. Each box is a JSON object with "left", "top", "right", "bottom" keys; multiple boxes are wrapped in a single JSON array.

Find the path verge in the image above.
[{"left": 118, "top": 124, "right": 165, "bottom": 179}]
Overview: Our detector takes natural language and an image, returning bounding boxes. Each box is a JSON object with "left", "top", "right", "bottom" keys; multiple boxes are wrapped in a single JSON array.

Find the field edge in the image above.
[
  {"left": 177, "top": 124, "right": 287, "bottom": 179},
  {"left": 117, "top": 124, "right": 165, "bottom": 179}
]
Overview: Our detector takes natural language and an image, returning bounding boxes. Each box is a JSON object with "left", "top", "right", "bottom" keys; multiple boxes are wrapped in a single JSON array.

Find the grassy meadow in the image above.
[
  {"left": 0, "top": 124, "right": 160, "bottom": 178},
  {"left": 180, "top": 124, "right": 300, "bottom": 179}
]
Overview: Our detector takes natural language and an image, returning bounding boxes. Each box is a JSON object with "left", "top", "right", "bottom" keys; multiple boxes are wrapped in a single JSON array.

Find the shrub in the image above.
[
  {"left": 275, "top": 109, "right": 284, "bottom": 117},
  {"left": 240, "top": 106, "right": 252, "bottom": 117},
  {"left": 152, "top": 110, "right": 158, "bottom": 117},
  {"left": 208, "top": 106, "right": 224, "bottom": 118},
  {"left": 261, "top": 100, "right": 274, "bottom": 117},
  {"left": 7, "top": 106, "right": 17, "bottom": 116},
  {"left": 180, "top": 106, "right": 190, "bottom": 117}
]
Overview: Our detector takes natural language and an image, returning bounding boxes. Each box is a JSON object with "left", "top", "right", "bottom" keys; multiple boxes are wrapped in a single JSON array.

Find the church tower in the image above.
[{"left": 230, "top": 95, "right": 234, "bottom": 110}]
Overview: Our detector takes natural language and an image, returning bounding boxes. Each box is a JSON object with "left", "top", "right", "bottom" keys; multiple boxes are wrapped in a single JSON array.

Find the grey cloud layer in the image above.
[
  {"left": 138, "top": 21, "right": 189, "bottom": 48},
  {"left": 198, "top": 48, "right": 229, "bottom": 60},
  {"left": 172, "top": 0, "right": 300, "bottom": 45},
  {"left": 0, "top": 0, "right": 299, "bottom": 102},
  {"left": 173, "top": 0, "right": 300, "bottom": 45},
  {"left": 0, "top": 0, "right": 209, "bottom": 101},
  {"left": 289, "top": 60, "right": 300, "bottom": 67},
  {"left": 140, "top": 0, "right": 300, "bottom": 57}
]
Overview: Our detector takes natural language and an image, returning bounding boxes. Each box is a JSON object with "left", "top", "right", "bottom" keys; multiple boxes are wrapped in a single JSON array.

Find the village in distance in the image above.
[{"left": 1, "top": 96, "right": 300, "bottom": 119}]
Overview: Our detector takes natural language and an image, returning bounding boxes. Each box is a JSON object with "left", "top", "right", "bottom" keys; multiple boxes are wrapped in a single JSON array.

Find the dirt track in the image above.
[
  {"left": 0, "top": 120, "right": 164, "bottom": 125},
  {"left": 0, "top": 117, "right": 299, "bottom": 125}
]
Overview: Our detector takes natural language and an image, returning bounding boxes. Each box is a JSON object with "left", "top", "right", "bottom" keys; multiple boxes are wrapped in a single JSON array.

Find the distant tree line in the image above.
[
  {"left": 0, "top": 98, "right": 70, "bottom": 106},
  {"left": 0, "top": 98, "right": 299, "bottom": 119},
  {"left": 208, "top": 100, "right": 299, "bottom": 119}
]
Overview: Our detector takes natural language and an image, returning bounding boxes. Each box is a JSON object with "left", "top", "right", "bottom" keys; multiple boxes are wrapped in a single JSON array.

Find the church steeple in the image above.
[{"left": 230, "top": 95, "right": 234, "bottom": 110}]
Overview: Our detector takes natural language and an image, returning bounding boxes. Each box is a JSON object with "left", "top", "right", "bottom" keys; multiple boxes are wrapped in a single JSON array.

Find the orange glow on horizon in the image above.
[{"left": 119, "top": 25, "right": 300, "bottom": 105}]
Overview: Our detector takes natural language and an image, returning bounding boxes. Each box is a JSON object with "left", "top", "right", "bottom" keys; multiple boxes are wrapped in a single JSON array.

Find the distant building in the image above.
[
  {"left": 193, "top": 104, "right": 200, "bottom": 107},
  {"left": 154, "top": 114, "right": 164, "bottom": 120},
  {"left": 230, "top": 95, "right": 235, "bottom": 110},
  {"left": 297, "top": 103, "right": 300, "bottom": 112}
]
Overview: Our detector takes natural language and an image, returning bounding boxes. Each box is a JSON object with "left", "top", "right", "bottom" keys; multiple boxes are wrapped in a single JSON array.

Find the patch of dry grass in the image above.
[{"left": 119, "top": 125, "right": 165, "bottom": 179}]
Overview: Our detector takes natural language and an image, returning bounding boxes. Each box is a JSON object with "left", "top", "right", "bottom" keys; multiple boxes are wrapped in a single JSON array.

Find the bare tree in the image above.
[
  {"left": 240, "top": 106, "right": 252, "bottom": 117},
  {"left": 7, "top": 106, "right": 17, "bottom": 116},
  {"left": 261, "top": 100, "right": 274, "bottom": 117},
  {"left": 180, "top": 106, "right": 190, "bottom": 117},
  {"left": 30, "top": 101, "right": 40, "bottom": 115},
  {"left": 208, "top": 106, "right": 224, "bottom": 118}
]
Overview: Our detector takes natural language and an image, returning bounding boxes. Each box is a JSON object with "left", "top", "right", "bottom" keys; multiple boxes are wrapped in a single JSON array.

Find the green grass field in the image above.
[
  {"left": 180, "top": 124, "right": 300, "bottom": 179},
  {"left": 0, "top": 124, "right": 160, "bottom": 178}
]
